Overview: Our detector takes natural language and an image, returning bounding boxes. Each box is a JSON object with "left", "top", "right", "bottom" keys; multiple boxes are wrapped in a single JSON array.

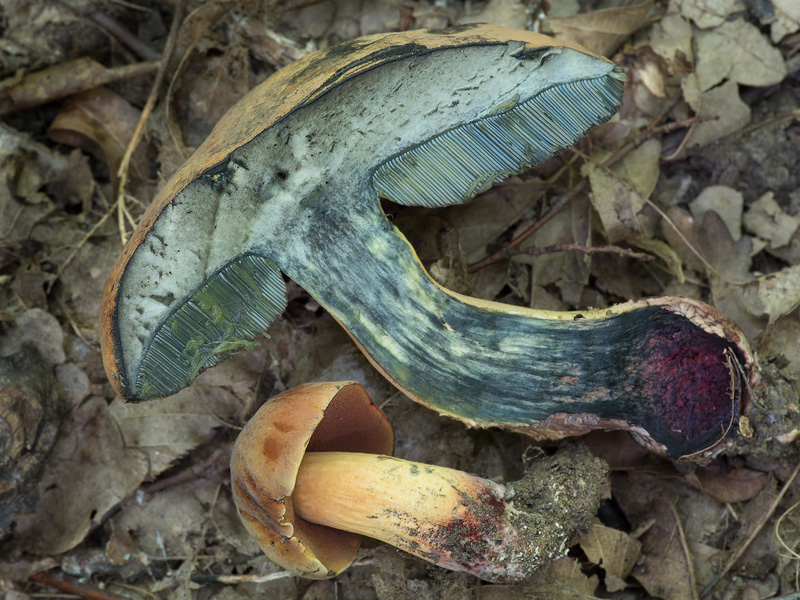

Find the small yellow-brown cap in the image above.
[{"left": 230, "top": 381, "right": 394, "bottom": 578}]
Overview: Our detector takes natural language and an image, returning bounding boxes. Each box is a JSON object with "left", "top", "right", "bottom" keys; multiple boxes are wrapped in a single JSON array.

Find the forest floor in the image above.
[{"left": 1, "top": 0, "right": 800, "bottom": 599}]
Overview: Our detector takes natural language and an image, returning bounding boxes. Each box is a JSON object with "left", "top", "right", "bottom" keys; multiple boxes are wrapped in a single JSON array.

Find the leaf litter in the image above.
[{"left": 0, "top": 0, "right": 800, "bottom": 599}]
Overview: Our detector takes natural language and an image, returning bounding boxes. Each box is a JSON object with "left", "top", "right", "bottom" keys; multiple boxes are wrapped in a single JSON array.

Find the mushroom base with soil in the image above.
[{"left": 230, "top": 381, "right": 608, "bottom": 581}]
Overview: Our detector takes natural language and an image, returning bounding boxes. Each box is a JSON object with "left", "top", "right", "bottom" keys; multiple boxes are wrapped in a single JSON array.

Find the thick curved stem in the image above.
[{"left": 277, "top": 194, "right": 752, "bottom": 458}]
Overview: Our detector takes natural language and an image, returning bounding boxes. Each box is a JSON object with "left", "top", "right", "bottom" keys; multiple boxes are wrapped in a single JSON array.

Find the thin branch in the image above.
[
  {"left": 701, "top": 461, "right": 800, "bottom": 598},
  {"left": 467, "top": 117, "right": 699, "bottom": 273},
  {"left": 46, "top": 190, "right": 117, "bottom": 294},
  {"left": 670, "top": 502, "right": 700, "bottom": 600},
  {"left": 115, "top": 0, "right": 187, "bottom": 245},
  {"left": 487, "top": 242, "right": 654, "bottom": 263},
  {"left": 29, "top": 572, "right": 129, "bottom": 600}
]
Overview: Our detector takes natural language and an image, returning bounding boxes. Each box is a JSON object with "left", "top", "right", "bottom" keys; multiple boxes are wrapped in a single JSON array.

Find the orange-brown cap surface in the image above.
[{"left": 230, "top": 381, "right": 394, "bottom": 578}]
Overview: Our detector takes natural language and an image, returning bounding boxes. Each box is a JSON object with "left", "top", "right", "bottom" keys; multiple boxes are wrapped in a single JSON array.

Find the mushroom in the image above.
[
  {"left": 230, "top": 381, "right": 608, "bottom": 581},
  {"left": 100, "top": 24, "right": 756, "bottom": 458}
]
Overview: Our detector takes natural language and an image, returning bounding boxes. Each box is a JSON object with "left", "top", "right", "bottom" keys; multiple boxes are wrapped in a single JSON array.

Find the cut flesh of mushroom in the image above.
[{"left": 101, "top": 25, "right": 755, "bottom": 459}]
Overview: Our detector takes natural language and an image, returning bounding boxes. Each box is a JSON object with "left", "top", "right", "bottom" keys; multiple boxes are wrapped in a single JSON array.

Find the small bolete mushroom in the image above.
[
  {"left": 230, "top": 381, "right": 608, "bottom": 580},
  {"left": 100, "top": 25, "right": 755, "bottom": 458}
]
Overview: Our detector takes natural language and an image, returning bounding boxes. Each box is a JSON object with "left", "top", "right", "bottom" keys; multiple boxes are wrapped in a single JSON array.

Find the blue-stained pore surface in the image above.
[
  {"left": 373, "top": 67, "right": 625, "bottom": 207},
  {"left": 135, "top": 254, "right": 286, "bottom": 399}
]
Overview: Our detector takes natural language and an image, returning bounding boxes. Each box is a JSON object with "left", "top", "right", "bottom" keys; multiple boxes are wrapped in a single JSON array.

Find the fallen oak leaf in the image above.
[
  {"left": 47, "top": 88, "right": 148, "bottom": 192},
  {"left": 547, "top": 0, "right": 654, "bottom": 57}
]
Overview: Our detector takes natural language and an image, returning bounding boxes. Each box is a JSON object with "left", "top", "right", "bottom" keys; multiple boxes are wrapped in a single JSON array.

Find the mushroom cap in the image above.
[
  {"left": 99, "top": 23, "right": 620, "bottom": 401},
  {"left": 230, "top": 381, "right": 394, "bottom": 578}
]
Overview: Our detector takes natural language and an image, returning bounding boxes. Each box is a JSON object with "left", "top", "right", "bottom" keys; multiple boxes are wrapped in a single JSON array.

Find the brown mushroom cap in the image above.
[{"left": 230, "top": 381, "right": 394, "bottom": 578}]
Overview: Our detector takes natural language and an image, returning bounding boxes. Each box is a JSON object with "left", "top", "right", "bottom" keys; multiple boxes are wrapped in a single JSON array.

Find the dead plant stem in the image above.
[
  {"left": 701, "top": 461, "right": 800, "bottom": 597},
  {"left": 467, "top": 117, "right": 699, "bottom": 273},
  {"left": 115, "top": 0, "right": 187, "bottom": 245},
  {"left": 670, "top": 502, "right": 700, "bottom": 600}
]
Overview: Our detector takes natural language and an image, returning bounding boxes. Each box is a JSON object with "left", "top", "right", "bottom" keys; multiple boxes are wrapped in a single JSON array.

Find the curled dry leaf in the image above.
[
  {"left": 0, "top": 57, "right": 158, "bottom": 117},
  {"left": 547, "top": 0, "right": 654, "bottom": 56},
  {"left": 47, "top": 88, "right": 147, "bottom": 190}
]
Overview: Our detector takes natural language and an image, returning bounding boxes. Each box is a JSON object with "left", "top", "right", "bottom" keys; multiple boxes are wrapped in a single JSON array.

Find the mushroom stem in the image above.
[
  {"left": 293, "top": 452, "right": 509, "bottom": 573},
  {"left": 278, "top": 199, "right": 751, "bottom": 458},
  {"left": 291, "top": 449, "right": 604, "bottom": 581}
]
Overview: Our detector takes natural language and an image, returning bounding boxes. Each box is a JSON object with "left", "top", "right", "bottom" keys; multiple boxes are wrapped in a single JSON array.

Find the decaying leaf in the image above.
[
  {"left": 12, "top": 396, "right": 149, "bottom": 554},
  {"left": 743, "top": 192, "right": 800, "bottom": 250},
  {"left": 689, "top": 185, "right": 744, "bottom": 241},
  {"left": 685, "top": 78, "right": 752, "bottom": 148},
  {"left": 584, "top": 139, "right": 661, "bottom": 243},
  {"left": 579, "top": 523, "right": 642, "bottom": 592},
  {"left": 547, "top": 0, "right": 654, "bottom": 56},
  {"left": 694, "top": 18, "right": 787, "bottom": 91},
  {"left": 675, "top": 0, "right": 745, "bottom": 29},
  {"left": 47, "top": 88, "right": 147, "bottom": 190}
]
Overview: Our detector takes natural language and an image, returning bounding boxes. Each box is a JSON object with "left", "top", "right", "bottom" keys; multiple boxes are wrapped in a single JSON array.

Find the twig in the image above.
[
  {"left": 29, "top": 572, "right": 128, "bottom": 600},
  {"left": 670, "top": 502, "right": 700, "bottom": 600},
  {"left": 115, "top": 0, "right": 187, "bottom": 245},
  {"left": 88, "top": 11, "right": 161, "bottom": 61},
  {"left": 0, "top": 59, "right": 158, "bottom": 116},
  {"left": 142, "top": 442, "right": 232, "bottom": 494},
  {"left": 488, "top": 242, "right": 653, "bottom": 263},
  {"left": 46, "top": 192, "right": 117, "bottom": 294},
  {"left": 467, "top": 117, "right": 698, "bottom": 273},
  {"left": 569, "top": 146, "right": 724, "bottom": 282},
  {"left": 701, "top": 461, "right": 800, "bottom": 597},
  {"left": 191, "top": 572, "right": 294, "bottom": 584}
]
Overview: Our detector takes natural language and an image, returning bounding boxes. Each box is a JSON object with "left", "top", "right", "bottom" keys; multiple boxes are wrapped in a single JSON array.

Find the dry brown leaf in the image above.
[
  {"left": 675, "top": 0, "right": 745, "bottom": 29},
  {"left": 0, "top": 309, "right": 65, "bottom": 365},
  {"left": 460, "top": 0, "right": 528, "bottom": 30},
  {"left": 630, "top": 235, "right": 686, "bottom": 283},
  {"left": 684, "top": 78, "right": 751, "bottom": 147},
  {"left": 743, "top": 192, "right": 800, "bottom": 250},
  {"left": 649, "top": 9, "right": 694, "bottom": 64},
  {"left": 548, "top": 0, "right": 654, "bottom": 56},
  {"left": 693, "top": 465, "right": 770, "bottom": 504},
  {"left": 770, "top": 0, "right": 800, "bottom": 42},
  {"left": 695, "top": 18, "right": 787, "bottom": 91},
  {"left": 109, "top": 385, "right": 240, "bottom": 479},
  {"left": 689, "top": 185, "right": 744, "bottom": 240},
  {"left": 12, "top": 396, "right": 149, "bottom": 554},
  {"left": 584, "top": 139, "right": 661, "bottom": 243},
  {"left": 479, "top": 556, "right": 599, "bottom": 599},
  {"left": 0, "top": 57, "right": 157, "bottom": 116},
  {"left": 631, "top": 498, "right": 701, "bottom": 600},
  {"left": 170, "top": 44, "right": 251, "bottom": 149},
  {"left": 579, "top": 522, "right": 642, "bottom": 591},
  {"left": 47, "top": 88, "right": 147, "bottom": 189},
  {"left": 515, "top": 196, "right": 592, "bottom": 301}
]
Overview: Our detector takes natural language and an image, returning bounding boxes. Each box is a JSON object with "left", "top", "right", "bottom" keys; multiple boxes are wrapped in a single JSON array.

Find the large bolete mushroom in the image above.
[
  {"left": 100, "top": 25, "right": 755, "bottom": 458},
  {"left": 230, "top": 381, "right": 608, "bottom": 580}
]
